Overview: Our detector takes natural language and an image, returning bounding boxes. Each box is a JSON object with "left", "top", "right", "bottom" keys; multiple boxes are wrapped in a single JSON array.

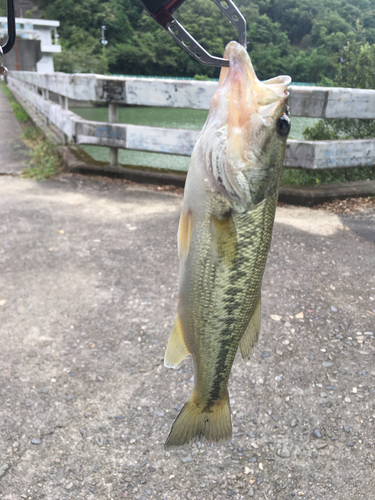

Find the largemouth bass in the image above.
[{"left": 164, "top": 41, "right": 291, "bottom": 448}]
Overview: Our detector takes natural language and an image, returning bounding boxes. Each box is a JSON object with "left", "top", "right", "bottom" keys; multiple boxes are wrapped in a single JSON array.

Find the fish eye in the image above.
[{"left": 276, "top": 114, "right": 291, "bottom": 137}]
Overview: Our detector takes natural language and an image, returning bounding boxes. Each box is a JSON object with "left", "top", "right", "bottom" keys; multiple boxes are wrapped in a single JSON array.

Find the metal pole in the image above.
[
  {"left": 14, "top": 38, "right": 19, "bottom": 71},
  {"left": 101, "top": 25, "right": 107, "bottom": 60}
]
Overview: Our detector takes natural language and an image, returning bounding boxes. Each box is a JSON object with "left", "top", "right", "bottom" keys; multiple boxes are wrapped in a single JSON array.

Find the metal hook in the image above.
[
  {"left": 139, "top": 0, "right": 246, "bottom": 67},
  {"left": 2, "top": 0, "right": 16, "bottom": 55}
]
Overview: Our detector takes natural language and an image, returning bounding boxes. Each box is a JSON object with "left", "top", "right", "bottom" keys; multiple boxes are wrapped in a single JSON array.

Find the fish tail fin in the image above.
[{"left": 164, "top": 391, "right": 232, "bottom": 449}]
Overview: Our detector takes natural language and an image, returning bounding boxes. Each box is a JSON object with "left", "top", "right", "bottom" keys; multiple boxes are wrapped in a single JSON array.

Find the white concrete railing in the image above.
[{"left": 8, "top": 71, "right": 375, "bottom": 170}]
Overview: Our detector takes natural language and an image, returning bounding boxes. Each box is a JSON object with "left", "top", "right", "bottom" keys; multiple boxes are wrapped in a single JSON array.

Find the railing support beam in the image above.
[
  {"left": 59, "top": 95, "right": 69, "bottom": 144},
  {"left": 59, "top": 94, "right": 68, "bottom": 110},
  {"left": 42, "top": 89, "right": 50, "bottom": 125},
  {"left": 109, "top": 103, "right": 119, "bottom": 167}
]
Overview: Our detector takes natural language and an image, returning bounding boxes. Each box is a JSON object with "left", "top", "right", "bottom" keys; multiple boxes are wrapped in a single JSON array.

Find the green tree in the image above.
[
  {"left": 303, "top": 40, "right": 375, "bottom": 142},
  {"left": 336, "top": 40, "right": 375, "bottom": 88},
  {"left": 54, "top": 43, "right": 108, "bottom": 74},
  {"left": 0, "top": 0, "right": 6, "bottom": 16},
  {"left": 34, "top": 0, "right": 375, "bottom": 81}
]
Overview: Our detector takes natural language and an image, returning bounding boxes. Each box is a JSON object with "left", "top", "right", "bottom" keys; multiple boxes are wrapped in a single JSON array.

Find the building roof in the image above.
[{"left": 0, "top": 17, "right": 60, "bottom": 27}]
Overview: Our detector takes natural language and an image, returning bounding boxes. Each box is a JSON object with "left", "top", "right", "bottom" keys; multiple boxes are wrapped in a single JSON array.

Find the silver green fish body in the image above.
[
  {"left": 181, "top": 188, "right": 279, "bottom": 402},
  {"left": 164, "top": 41, "right": 291, "bottom": 448}
]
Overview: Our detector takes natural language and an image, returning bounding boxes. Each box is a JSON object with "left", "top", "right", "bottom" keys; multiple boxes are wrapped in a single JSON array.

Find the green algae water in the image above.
[{"left": 71, "top": 106, "right": 317, "bottom": 172}]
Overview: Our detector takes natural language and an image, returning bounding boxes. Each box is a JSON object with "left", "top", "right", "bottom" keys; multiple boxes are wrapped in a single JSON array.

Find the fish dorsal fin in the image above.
[
  {"left": 211, "top": 212, "right": 237, "bottom": 265},
  {"left": 178, "top": 209, "right": 193, "bottom": 261},
  {"left": 164, "top": 315, "right": 190, "bottom": 368},
  {"left": 239, "top": 295, "right": 261, "bottom": 362}
]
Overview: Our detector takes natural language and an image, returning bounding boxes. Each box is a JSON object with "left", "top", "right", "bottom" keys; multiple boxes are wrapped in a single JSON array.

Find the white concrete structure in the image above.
[
  {"left": 6, "top": 71, "right": 375, "bottom": 169},
  {"left": 0, "top": 17, "right": 61, "bottom": 72},
  {"left": 6, "top": 71, "right": 375, "bottom": 118}
]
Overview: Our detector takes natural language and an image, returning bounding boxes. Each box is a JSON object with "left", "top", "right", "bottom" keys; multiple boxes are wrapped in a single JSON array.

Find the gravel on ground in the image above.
[{"left": 0, "top": 174, "right": 374, "bottom": 500}]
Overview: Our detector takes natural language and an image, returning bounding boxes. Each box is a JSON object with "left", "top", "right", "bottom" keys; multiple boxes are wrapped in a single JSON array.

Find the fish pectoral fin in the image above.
[
  {"left": 211, "top": 211, "right": 237, "bottom": 265},
  {"left": 164, "top": 315, "right": 190, "bottom": 369},
  {"left": 239, "top": 295, "right": 261, "bottom": 363},
  {"left": 178, "top": 209, "right": 193, "bottom": 261}
]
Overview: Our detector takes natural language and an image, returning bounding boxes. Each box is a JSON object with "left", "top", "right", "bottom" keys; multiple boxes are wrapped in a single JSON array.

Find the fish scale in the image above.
[{"left": 188, "top": 192, "right": 278, "bottom": 406}]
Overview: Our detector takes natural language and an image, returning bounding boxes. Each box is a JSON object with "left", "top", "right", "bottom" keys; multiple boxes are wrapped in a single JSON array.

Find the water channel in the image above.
[{"left": 71, "top": 106, "right": 318, "bottom": 172}]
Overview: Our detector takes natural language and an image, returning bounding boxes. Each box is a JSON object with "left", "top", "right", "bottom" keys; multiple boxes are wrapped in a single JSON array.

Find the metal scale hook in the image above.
[
  {"left": 139, "top": 0, "right": 246, "bottom": 67},
  {"left": 1, "top": 0, "right": 16, "bottom": 75}
]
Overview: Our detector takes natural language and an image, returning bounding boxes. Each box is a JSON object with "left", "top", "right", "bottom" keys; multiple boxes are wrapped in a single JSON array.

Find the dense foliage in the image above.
[
  {"left": 288, "top": 38, "right": 375, "bottom": 186},
  {"left": 304, "top": 39, "right": 375, "bottom": 142},
  {"left": 33, "top": 0, "right": 375, "bottom": 81},
  {"left": 0, "top": 0, "right": 5, "bottom": 16}
]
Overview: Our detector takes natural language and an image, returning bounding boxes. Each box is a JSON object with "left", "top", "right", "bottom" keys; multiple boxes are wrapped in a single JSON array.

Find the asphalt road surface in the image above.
[
  {"left": 339, "top": 209, "right": 375, "bottom": 244},
  {"left": 0, "top": 174, "right": 374, "bottom": 500}
]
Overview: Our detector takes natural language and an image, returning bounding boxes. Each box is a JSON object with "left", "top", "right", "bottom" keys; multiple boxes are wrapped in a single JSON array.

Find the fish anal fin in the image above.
[
  {"left": 178, "top": 209, "right": 193, "bottom": 260},
  {"left": 164, "top": 315, "right": 190, "bottom": 369},
  {"left": 211, "top": 212, "right": 237, "bottom": 265},
  {"left": 239, "top": 296, "right": 261, "bottom": 362},
  {"left": 164, "top": 391, "right": 232, "bottom": 449}
]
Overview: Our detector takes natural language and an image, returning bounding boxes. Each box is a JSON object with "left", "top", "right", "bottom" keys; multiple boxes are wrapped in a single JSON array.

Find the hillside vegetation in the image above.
[{"left": 31, "top": 0, "right": 375, "bottom": 81}]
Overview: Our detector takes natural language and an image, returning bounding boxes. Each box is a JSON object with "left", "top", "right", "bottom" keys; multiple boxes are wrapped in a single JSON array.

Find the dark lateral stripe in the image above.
[{"left": 207, "top": 196, "right": 275, "bottom": 404}]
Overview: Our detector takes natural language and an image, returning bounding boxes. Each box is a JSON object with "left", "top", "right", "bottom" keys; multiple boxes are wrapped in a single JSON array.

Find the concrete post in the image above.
[
  {"left": 109, "top": 103, "right": 119, "bottom": 167},
  {"left": 34, "top": 86, "right": 39, "bottom": 114},
  {"left": 59, "top": 95, "right": 69, "bottom": 144},
  {"left": 59, "top": 95, "right": 68, "bottom": 110},
  {"left": 42, "top": 89, "right": 50, "bottom": 126}
]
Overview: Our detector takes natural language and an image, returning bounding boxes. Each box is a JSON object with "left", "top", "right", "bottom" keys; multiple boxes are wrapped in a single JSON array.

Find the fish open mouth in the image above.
[
  {"left": 196, "top": 41, "right": 292, "bottom": 209},
  {"left": 216, "top": 41, "right": 291, "bottom": 120}
]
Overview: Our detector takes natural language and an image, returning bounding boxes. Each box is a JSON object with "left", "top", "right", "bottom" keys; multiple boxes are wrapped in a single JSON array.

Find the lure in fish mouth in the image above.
[{"left": 164, "top": 42, "right": 291, "bottom": 449}]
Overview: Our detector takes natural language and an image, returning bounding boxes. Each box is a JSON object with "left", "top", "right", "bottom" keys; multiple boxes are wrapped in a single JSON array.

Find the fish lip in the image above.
[
  {"left": 218, "top": 41, "right": 255, "bottom": 89},
  {"left": 224, "top": 40, "right": 250, "bottom": 65},
  {"left": 219, "top": 41, "right": 291, "bottom": 103},
  {"left": 262, "top": 74, "right": 292, "bottom": 100}
]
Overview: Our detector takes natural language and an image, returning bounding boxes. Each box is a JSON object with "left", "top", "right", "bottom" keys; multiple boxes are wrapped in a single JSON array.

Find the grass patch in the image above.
[
  {"left": 303, "top": 118, "right": 375, "bottom": 141},
  {"left": 281, "top": 166, "right": 375, "bottom": 186},
  {"left": 0, "top": 83, "right": 63, "bottom": 180},
  {"left": 22, "top": 127, "right": 63, "bottom": 181},
  {"left": 0, "top": 81, "right": 29, "bottom": 122},
  {"left": 281, "top": 117, "right": 375, "bottom": 186}
]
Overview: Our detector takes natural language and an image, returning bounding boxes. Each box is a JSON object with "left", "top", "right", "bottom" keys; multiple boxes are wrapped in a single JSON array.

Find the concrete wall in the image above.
[
  {"left": 3, "top": 39, "right": 42, "bottom": 72},
  {"left": 0, "top": 17, "right": 60, "bottom": 72},
  {"left": 36, "top": 54, "right": 55, "bottom": 73}
]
